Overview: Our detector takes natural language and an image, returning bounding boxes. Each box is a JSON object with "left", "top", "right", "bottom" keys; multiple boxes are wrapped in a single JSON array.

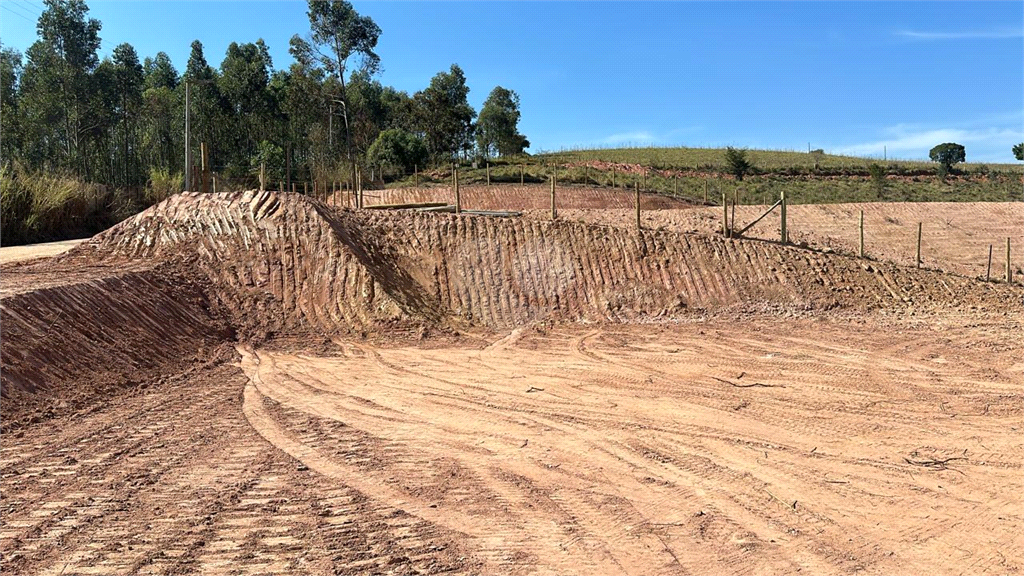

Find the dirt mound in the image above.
[
  {"left": 3, "top": 190, "right": 1018, "bottom": 424},
  {"left": 0, "top": 264, "right": 232, "bottom": 428},
  {"left": 356, "top": 184, "right": 689, "bottom": 210},
  {"left": 65, "top": 191, "right": 1020, "bottom": 330}
]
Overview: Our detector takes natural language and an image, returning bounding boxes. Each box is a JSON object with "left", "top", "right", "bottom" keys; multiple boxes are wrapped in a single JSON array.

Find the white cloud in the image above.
[
  {"left": 598, "top": 131, "right": 657, "bottom": 145},
  {"left": 831, "top": 124, "right": 1024, "bottom": 162},
  {"left": 896, "top": 28, "right": 1023, "bottom": 40}
]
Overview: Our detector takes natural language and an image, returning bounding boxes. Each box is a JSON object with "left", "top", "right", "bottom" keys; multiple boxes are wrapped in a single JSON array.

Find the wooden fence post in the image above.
[
  {"left": 722, "top": 191, "right": 729, "bottom": 237},
  {"left": 780, "top": 190, "right": 787, "bottom": 244},
  {"left": 414, "top": 164, "right": 418, "bottom": 187},
  {"left": 486, "top": 162, "right": 491, "bottom": 186},
  {"left": 1007, "top": 237, "right": 1012, "bottom": 283},
  {"left": 859, "top": 210, "right": 864, "bottom": 258},
  {"left": 986, "top": 244, "right": 992, "bottom": 281},
  {"left": 550, "top": 173, "right": 557, "bottom": 220},
  {"left": 260, "top": 162, "right": 266, "bottom": 192},
  {"left": 303, "top": 181, "right": 308, "bottom": 195},
  {"left": 357, "top": 168, "right": 362, "bottom": 208},
  {"left": 200, "top": 142, "right": 210, "bottom": 194},
  {"left": 291, "top": 183, "right": 296, "bottom": 194},
  {"left": 731, "top": 190, "right": 737, "bottom": 237},
  {"left": 455, "top": 166, "right": 461, "bottom": 214},
  {"left": 520, "top": 164, "right": 524, "bottom": 185},
  {"left": 916, "top": 222, "right": 922, "bottom": 268},
  {"left": 635, "top": 181, "right": 641, "bottom": 231}
]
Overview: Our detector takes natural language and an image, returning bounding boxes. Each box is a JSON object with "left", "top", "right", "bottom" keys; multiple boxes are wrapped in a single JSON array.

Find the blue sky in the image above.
[{"left": 2, "top": 1, "right": 1022, "bottom": 162}]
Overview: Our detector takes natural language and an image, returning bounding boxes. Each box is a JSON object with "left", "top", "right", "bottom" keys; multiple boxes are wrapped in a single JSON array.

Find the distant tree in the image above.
[
  {"left": 413, "top": 64, "right": 476, "bottom": 161},
  {"left": 250, "top": 140, "right": 284, "bottom": 182},
  {"left": 111, "top": 43, "right": 144, "bottom": 187},
  {"left": 20, "top": 0, "right": 102, "bottom": 174},
  {"left": 724, "top": 147, "right": 753, "bottom": 181},
  {"left": 928, "top": 143, "right": 965, "bottom": 176},
  {"left": 0, "top": 48, "right": 23, "bottom": 164},
  {"left": 367, "top": 128, "right": 427, "bottom": 175},
  {"left": 143, "top": 52, "right": 178, "bottom": 91},
  {"left": 1013, "top": 142, "right": 1024, "bottom": 161},
  {"left": 867, "top": 163, "right": 886, "bottom": 198},
  {"left": 476, "top": 86, "right": 528, "bottom": 158},
  {"left": 183, "top": 40, "right": 226, "bottom": 171},
  {"left": 219, "top": 40, "right": 274, "bottom": 174},
  {"left": 289, "top": 0, "right": 381, "bottom": 176}
]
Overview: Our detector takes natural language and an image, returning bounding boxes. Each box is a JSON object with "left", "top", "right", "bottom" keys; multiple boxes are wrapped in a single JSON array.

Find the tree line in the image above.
[{"left": 0, "top": 0, "right": 530, "bottom": 191}]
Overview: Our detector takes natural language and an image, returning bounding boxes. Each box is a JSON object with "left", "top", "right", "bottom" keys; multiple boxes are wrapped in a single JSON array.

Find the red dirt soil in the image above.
[{"left": 1, "top": 189, "right": 1020, "bottom": 575}]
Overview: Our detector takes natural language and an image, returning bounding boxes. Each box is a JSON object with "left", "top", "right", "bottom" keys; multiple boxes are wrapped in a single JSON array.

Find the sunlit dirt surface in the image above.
[{"left": 5, "top": 317, "right": 1018, "bottom": 575}]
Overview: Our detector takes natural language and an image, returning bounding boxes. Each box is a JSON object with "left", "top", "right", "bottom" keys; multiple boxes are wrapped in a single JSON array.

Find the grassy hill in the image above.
[{"left": 390, "top": 146, "right": 1022, "bottom": 205}]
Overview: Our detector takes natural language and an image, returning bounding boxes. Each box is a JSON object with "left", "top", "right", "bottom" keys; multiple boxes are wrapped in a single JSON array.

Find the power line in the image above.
[
  {"left": 4, "top": 0, "right": 35, "bottom": 20},
  {"left": 1, "top": 5, "right": 34, "bottom": 24},
  {"left": 10, "top": 0, "right": 43, "bottom": 13},
  {"left": 10, "top": 0, "right": 41, "bottom": 19}
]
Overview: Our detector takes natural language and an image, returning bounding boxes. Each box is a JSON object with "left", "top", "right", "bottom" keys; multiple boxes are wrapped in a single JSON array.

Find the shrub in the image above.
[
  {"left": 867, "top": 163, "right": 886, "bottom": 197},
  {"left": 724, "top": 147, "right": 753, "bottom": 181},
  {"left": 147, "top": 167, "right": 182, "bottom": 203}
]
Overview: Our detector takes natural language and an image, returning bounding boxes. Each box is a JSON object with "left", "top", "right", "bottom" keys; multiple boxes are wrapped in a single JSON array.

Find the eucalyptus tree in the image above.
[
  {"left": 0, "top": 48, "right": 23, "bottom": 164},
  {"left": 289, "top": 0, "right": 381, "bottom": 178},
  {"left": 21, "top": 0, "right": 101, "bottom": 174},
  {"left": 111, "top": 43, "right": 144, "bottom": 187},
  {"left": 476, "top": 86, "right": 528, "bottom": 158},
  {"left": 414, "top": 64, "right": 476, "bottom": 161}
]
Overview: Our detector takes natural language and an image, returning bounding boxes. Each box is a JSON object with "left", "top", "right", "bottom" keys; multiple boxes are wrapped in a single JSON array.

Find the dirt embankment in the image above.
[
  {"left": 355, "top": 184, "right": 690, "bottom": 210},
  {"left": 2, "top": 191, "right": 1020, "bottom": 424},
  {"left": 541, "top": 201, "right": 1024, "bottom": 279}
]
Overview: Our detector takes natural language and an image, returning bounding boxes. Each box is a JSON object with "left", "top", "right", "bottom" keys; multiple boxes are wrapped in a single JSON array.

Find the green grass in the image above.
[
  {"left": 536, "top": 146, "right": 1023, "bottom": 174},
  {"left": 0, "top": 163, "right": 182, "bottom": 246},
  {"left": 383, "top": 147, "right": 1022, "bottom": 205}
]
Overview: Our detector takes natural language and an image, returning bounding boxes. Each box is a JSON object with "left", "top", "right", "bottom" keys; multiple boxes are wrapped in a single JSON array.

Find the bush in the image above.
[
  {"left": 368, "top": 129, "right": 428, "bottom": 176},
  {"left": 724, "top": 147, "right": 753, "bottom": 181},
  {"left": 867, "top": 163, "right": 886, "bottom": 197},
  {"left": 147, "top": 167, "right": 182, "bottom": 203}
]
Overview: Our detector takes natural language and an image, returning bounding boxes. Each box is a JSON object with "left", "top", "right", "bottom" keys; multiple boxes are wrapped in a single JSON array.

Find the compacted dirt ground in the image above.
[{"left": 1, "top": 189, "right": 1021, "bottom": 575}]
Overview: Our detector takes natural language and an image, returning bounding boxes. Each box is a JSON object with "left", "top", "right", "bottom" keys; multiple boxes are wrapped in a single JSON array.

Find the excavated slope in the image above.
[
  {"left": 75, "top": 191, "right": 1018, "bottom": 329},
  {"left": 3, "top": 190, "right": 1018, "bottom": 422}
]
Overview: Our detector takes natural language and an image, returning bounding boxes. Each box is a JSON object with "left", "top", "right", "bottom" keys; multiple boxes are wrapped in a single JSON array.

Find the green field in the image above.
[{"left": 388, "top": 146, "right": 1023, "bottom": 205}]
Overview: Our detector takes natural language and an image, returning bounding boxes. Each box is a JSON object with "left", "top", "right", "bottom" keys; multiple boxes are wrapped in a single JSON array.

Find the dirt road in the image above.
[
  {"left": 0, "top": 239, "right": 84, "bottom": 264},
  {"left": 2, "top": 191, "right": 1021, "bottom": 574},
  {"left": 4, "top": 318, "right": 1019, "bottom": 575}
]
